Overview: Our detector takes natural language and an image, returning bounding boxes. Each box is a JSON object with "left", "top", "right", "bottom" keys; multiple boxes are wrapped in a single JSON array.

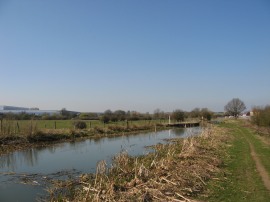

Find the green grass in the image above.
[
  {"left": 203, "top": 121, "right": 270, "bottom": 202},
  {"left": 1, "top": 118, "right": 197, "bottom": 135},
  {"left": 0, "top": 119, "right": 166, "bottom": 136},
  {"left": 240, "top": 126, "right": 270, "bottom": 177}
]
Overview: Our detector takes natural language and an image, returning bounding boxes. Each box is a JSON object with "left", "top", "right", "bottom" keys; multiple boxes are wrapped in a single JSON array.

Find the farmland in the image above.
[{"left": 0, "top": 119, "right": 168, "bottom": 131}]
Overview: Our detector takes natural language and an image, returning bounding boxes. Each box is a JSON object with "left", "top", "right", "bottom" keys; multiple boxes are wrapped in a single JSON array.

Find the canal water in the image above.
[{"left": 0, "top": 127, "right": 201, "bottom": 201}]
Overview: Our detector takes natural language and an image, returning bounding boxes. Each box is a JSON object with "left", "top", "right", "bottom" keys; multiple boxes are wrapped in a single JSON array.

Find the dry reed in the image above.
[{"left": 49, "top": 124, "right": 229, "bottom": 202}]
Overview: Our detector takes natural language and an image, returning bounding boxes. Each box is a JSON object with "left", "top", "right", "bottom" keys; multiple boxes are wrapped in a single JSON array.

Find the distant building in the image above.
[
  {"left": 0, "top": 105, "right": 30, "bottom": 110},
  {"left": 0, "top": 105, "right": 59, "bottom": 115}
]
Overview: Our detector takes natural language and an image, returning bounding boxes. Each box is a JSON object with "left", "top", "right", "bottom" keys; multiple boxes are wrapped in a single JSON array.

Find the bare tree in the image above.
[
  {"left": 189, "top": 108, "right": 200, "bottom": 118},
  {"left": 224, "top": 98, "right": 246, "bottom": 118}
]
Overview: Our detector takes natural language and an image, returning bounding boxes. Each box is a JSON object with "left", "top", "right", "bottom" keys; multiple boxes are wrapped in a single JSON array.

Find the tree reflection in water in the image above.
[{"left": 0, "top": 148, "right": 38, "bottom": 171}]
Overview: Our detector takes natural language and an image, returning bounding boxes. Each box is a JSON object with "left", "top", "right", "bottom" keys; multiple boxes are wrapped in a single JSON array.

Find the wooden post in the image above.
[
  {"left": 17, "top": 122, "right": 20, "bottom": 133},
  {"left": 126, "top": 120, "right": 129, "bottom": 128},
  {"left": 8, "top": 123, "right": 10, "bottom": 135},
  {"left": 30, "top": 120, "right": 33, "bottom": 135},
  {"left": 0, "top": 119, "right": 2, "bottom": 134}
]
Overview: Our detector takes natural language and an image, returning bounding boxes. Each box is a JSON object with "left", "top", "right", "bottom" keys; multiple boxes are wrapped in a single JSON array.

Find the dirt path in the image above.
[
  {"left": 248, "top": 142, "right": 270, "bottom": 191},
  {"left": 236, "top": 125, "right": 270, "bottom": 192}
]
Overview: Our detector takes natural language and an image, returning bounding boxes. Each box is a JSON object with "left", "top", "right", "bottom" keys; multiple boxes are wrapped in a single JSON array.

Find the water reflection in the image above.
[
  {"left": 0, "top": 149, "right": 38, "bottom": 170},
  {"left": 69, "top": 140, "right": 87, "bottom": 150},
  {"left": 172, "top": 128, "right": 185, "bottom": 136},
  {"left": 0, "top": 153, "right": 17, "bottom": 170}
]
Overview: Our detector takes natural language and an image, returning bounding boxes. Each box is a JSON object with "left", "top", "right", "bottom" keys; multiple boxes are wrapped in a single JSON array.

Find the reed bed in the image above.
[{"left": 49, "top": 125, "right": 229, "bottom": 202}]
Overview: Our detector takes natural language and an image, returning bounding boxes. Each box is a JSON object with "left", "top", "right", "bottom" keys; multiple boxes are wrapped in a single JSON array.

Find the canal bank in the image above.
[
  {"left": 0, "top": 124, "right": 168, "bottom": 155},
  {"left": 49, "top": 125, "right": 225, "bottom": 202},
  {"left": 0, "top": 127, "right": 202, "bottom": 201}
]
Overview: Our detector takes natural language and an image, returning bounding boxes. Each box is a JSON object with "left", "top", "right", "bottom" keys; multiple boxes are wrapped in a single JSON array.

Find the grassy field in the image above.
[
  {"left": 4, "top": 120, "right": 167, "bottom": 129},
  {"left": 203, "top": 120, "right": 270, "bottom": 202},
  {"left": 0, "top": 119, "right": 169, "bottom": 138}
]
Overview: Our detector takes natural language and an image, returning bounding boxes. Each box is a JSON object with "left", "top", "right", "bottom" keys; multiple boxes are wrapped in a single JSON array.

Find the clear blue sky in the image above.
[{"left": 1, "top": 0, "right": 269, "bottom": 112}]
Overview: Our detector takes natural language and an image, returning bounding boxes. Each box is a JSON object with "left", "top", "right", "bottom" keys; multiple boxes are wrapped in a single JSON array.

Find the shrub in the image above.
[
  {"left": 172, "top": 109, "right": 185, "bottom": 122},
  {"left": 252, "top": 105, "right": 270, "bottom": 128},
  {"left": 73, "top": 121, "right": 87, "bottom": 129}
]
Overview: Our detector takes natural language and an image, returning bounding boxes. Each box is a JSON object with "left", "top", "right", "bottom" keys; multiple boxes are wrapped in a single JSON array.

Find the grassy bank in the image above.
[{"left": 202, "top": 120, "right": 270, "bottom": 202}]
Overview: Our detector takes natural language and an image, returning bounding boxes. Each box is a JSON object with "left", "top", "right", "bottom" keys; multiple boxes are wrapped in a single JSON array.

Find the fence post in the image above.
[
  {"left": 8, "top": 122, "right": 10, "bottom": 135},
  {"left": 17, "top": 122, "right": 20, "bottom": 133},
  {"left": 30, "top": 120, "right": 33, "bottom": 135}
]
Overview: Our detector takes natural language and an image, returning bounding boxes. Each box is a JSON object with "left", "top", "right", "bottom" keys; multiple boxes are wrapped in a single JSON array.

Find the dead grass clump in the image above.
[
  {"left": 49, "top": 124, "right": 229, "bottom": 202},
  {"left": 94, "top": 127, "right": 105, "bottom": 134},
  {"left": 130, "top": 124, "right": 152, "bottom": 131},
  {"left": 108, "top": 125, "right": 126, "bottom": 132},
  {"left": 27, "top": 129, "right": 71, "bottom": 142},
  {"left": 112, "top": 151, "right": 130, "bottom": 169}
]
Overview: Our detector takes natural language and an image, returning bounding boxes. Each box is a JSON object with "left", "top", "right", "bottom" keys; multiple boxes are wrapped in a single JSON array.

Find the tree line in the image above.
[
  {"left": 91, "top": 108, "right": 214, "bottom": 123},
  {"left": 2, "top": 98, "right": 250, "bottom": 122},
  {"left": 0, "top": 108, "right": 214, "bottom": 122}
]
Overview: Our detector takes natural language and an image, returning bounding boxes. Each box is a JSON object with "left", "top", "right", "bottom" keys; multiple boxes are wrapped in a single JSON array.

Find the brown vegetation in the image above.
[
  {"left": 252, "top": 105, "right": 270, "bottom": 135},
  {"left": 49, "top": 125, "right": 229, "bottom": 201}
]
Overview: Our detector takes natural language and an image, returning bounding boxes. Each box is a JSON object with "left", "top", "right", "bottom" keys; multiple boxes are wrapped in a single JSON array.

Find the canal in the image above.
[{"left": 0, "top": 127, "right": 201, "bottom": 201}]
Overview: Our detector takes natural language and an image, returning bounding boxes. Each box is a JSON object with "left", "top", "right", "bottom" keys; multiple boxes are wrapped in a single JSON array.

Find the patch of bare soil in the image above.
[{"left": 249, "top": 142, "right": 270, "bottom": 191}]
